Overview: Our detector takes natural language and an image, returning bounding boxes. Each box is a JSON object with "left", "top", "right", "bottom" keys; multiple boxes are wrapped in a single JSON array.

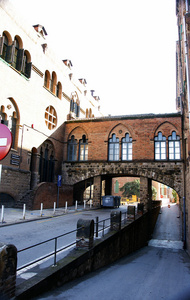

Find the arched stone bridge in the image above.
[
  {"left": 62, "top": 160, "right": 183, "bottom": 209},
  {"left": 62, "top": 113, "right": 183, "bottom": 210}
]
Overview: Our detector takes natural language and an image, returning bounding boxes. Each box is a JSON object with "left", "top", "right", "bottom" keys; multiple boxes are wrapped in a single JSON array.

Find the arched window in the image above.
[
  {"left": 108, "top": 133, "right": 119, "bottom": 161},
  {"left": 44, "top": 70, "right": 50, "bottom": 89},
  {"left": 154, "top": 132, "right": 166, "bottom": 160},
  {"left": 12, "top": 37, "right": 19, "bottom": 69},
  {"left": 39, "top": 141, "right": 55, "bottom": 182},
  {"left": 0, "top": 33, "right": 9, "bottom": 61},
  {"left": 0, "top": 33, "right": 32, "bottom": 77},
  {"left": 79, "top": 135, "right": 88, "bottom": 161},
  {"left": 168, "top": 131, "right": 181, "bottom": 160},
  {"left": 56, "top": 81, "right": 62, "bottom": 99},
  {"left": 121, "top": 133, "right": 132, "bottom": 160},
  {"left": 51, "top": 71, "right": 57, "bottom": 94},
  {"left": 22, "top": 50, "right": 32, "bottom": 78},
  {"left": 70, "top": 100, "right": 80, "bottom": 117},
  {"left": 67, "top": 135, "right": 77, "bottom": 161}
]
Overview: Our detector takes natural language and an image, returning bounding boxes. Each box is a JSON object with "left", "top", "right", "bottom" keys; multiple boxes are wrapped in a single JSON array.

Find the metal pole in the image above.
[
  {"left": 96, "top": 216, "right": 99, "bottom": 237},
  {"left": 40, "top": 203, "right": 43, "bottom": 217},
  {"left": 1, "top": 205, "right": 4, "bottom": 223},
  {"left": 84, "top": 200, "right": 86, "bottom": 210},
  {"left": 23, "top": 204, "right": 26, "bottom": 220},
  {"left": 53, "top": 202, "right": 56, "bottom": 215},
  {"left": 57, "top": 186, "right": 59, "bottom": 208},
  {"left": 54, "top": 237, "right": 57, "bottom": 266},
  {"left": 75, "top": 200, "right": 78, "bottom": 211},
  {"left": 102, "top": 220, "right": 105, "bottom": 237},
  {"left": 65, "top": 201, "right": 67, "bottom": 213}
]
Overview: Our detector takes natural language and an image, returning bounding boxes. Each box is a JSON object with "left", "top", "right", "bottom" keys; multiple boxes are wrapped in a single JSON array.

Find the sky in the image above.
[{"left": 9, "top": 0, "right": 178, "bottom": 116}]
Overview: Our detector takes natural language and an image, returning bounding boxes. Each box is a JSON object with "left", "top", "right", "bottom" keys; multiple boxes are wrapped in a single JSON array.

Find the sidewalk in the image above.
[{"left": 0, "top": 205, "right": 91, "bottom": 227}]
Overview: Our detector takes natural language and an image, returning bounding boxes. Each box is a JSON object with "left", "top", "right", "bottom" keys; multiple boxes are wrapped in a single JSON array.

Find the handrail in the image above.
[{"left": 16, "top": 210, "right": 131, "bottom": 273}]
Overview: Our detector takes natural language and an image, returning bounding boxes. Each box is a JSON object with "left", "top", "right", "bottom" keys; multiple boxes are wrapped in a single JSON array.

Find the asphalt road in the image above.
[
  {"left": 0, "top": 207, "right": 127, "bottom": 285},
  {"left": 32, "top": 204, "right": 190, "bottom": 300}
]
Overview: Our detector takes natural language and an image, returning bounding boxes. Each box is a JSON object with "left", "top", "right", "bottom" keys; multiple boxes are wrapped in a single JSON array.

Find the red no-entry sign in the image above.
[{"left": 0, "top": 124, "right": 12, "bottom": 160}]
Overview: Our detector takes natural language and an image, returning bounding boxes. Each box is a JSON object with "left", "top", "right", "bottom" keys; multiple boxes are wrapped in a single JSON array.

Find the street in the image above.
[{"left": 0, "top": 206, "right": 128, "bottom": 285}]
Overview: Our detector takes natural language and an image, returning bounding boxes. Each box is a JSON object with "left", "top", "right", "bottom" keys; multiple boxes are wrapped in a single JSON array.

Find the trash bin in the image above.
[
  {"left": 114, "top": 196, "right": 121, "bottom": 208},
  {"left": 102, "top": 195, "right": 121, "bottom": 208},
  {"left": 102, "top": 195, "right": 115, "bottom": 207}
]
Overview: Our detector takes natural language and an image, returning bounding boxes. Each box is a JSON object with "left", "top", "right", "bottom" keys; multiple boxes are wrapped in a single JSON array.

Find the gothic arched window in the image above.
[
  {"left": 67, "top": 135, "right": 77, "bottom": 161},
  {"left": 121, "top": 133, "right": 132, "bottom": 160},
  {"left": 79, "top": 135, "right": 88, "bottom": 161},
  {"left": 168, "top": 131, "right": 181, "bottom": 160},
  {"left": 108, "top": 133, "right": 119, "bottom": 161},
  {"left": 154, "top": 132, "right": 166, "bottom": 160}
]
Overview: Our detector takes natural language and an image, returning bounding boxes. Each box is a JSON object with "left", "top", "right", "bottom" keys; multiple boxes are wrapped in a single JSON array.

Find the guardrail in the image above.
[{"left": 17, "top": 210, "right": 131, "bottom": 273}]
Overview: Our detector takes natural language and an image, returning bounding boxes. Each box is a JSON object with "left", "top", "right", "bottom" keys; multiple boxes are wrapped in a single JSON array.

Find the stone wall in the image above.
[
  {"left": 62, "top": 161, "right": 184, "bottom": 199},
  {"left": 15, "top": 206, "right": 160, "bottom": 299},
  {"left": 32, "top": 183, "right": 73, "bottom": 209},
  {"left": 0, "top": 166, "right": 30, "bottom": 203},
  {"left": 0, "top": 243, "right": 17, "bottom": 299}
]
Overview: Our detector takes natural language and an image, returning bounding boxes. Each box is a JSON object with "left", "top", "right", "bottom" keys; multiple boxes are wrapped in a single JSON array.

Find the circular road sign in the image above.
[{"left": 0, "top": 124, "right": 12, "bottom": 160}]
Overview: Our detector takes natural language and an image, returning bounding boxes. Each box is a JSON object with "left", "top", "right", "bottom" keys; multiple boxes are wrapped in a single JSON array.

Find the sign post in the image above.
[
  {"left": 0, "top": 124, "right": 12, "bottom": 161},
  {"left": 57, "top": 175, "right": 62, "bottom": 208}
]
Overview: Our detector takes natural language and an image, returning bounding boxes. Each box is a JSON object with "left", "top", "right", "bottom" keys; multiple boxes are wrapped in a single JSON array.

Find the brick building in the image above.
[{"left": 62, "top": 113, "right": 183, "bottom": 211}]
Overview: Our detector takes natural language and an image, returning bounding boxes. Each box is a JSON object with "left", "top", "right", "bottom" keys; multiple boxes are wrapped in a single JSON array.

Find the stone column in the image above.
[
  {"left": 140, "top": 177, "right": 152, "bottom": 212},
  {"left": 0, "top": 243, "right": 17, "bottom": 299},
  {"left": 76, "top": 219, "right": 94, "bottom": 249},
  {"left": 111, "top": 211, "right": 121, "bottom": 230},
  {"left": 93, "top": 176, "right": 102, "bottom": 207}
]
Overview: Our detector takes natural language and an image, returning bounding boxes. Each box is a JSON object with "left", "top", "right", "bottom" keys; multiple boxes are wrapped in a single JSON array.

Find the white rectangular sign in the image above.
[{"left": 0, "top": 138, "right": 7, "bottom": 146}]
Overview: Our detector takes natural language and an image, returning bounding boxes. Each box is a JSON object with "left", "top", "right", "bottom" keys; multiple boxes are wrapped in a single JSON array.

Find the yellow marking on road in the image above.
[{"left": 36, "top": 211, "right": 82, "bottom": 223}]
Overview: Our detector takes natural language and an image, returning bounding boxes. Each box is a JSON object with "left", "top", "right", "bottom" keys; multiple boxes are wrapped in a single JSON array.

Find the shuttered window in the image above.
[{"left": 0, "top": 34, "right": 32, "bottom": 78}]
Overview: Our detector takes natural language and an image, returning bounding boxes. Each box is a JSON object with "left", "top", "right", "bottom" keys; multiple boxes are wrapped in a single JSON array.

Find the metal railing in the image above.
[{"left": 17, "top": 210, "right": 132, "bottom": 273}]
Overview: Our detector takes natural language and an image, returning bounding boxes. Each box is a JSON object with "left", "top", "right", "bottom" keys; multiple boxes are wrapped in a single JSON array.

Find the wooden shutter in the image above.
[
  {"left": 21, "top": 55, "right": 26, "bottom": 73},
  {"left": 16, "top": 48, "right": 24, "bottom": 71},
  {"left": 0, "top": 36, "right": 4, "bottom": 56},
  {"left": 6, "top": 42, "right": 15, "bottom": 64},
  {"left": 25, "top": 62, "right": 32, "bottom": 78}
]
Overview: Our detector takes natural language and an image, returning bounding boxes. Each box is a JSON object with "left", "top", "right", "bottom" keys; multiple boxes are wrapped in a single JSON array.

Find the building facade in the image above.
[
  {"left": 62, "top": 113, "right": 183, "bottom": 211},
  {"left": 0, "top": 1, "right": 102, "bottom": 208},
  {"left": 176, "top": 0, "right": 190, "bottom": 253},
  {"left": 1, "top": 0, "right": 190, "bottom": 254}
]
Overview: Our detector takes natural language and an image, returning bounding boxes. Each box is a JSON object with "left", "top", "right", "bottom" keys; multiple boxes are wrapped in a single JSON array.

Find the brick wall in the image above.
[
  {"left": 0, "top": 166, "right": 30, "bottom": 203},
  {"left": 63, "top": 114, "right": 182, "bottom": 162}
]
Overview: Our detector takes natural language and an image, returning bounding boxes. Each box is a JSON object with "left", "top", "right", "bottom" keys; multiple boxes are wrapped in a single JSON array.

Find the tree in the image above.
[
  {"left": 152, "top": 186, "right": 157, "bottom": 200},
  {"left": 120, "top": 179, "right": 140, "bottom": 198},
  {"left": 120, "top": 179, "right": 157, "bottom": 200}
]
